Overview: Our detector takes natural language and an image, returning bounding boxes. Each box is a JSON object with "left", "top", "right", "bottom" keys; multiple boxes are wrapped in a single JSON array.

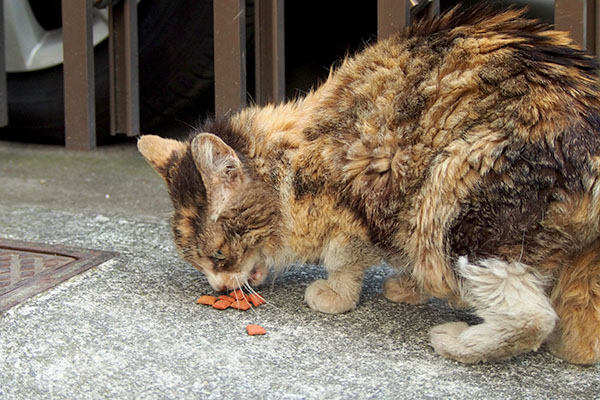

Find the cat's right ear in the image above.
[
  {"left": 190, "top": 133, "right": 244, "bottom": 184},
  {"left": 191, "top": 133, "right": 244, "bottom": 220},
  {"left": 137, "top": 135, "right": 187, "bottom": 179}
]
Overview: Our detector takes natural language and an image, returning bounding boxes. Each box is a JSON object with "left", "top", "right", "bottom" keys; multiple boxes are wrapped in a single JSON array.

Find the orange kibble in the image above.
[
  {"left": 218, "top": 295, "right": 235, "bottom": 303},
  {"left": 247, "top": 293, "right": 266, "bottom": 307},
  {"left": 196, "top": 295, "right": 217, "bottom": 305},
  {"left": 228, "top": 289, "right": 246, "bottom": 300},
  {"left": 230, "top": 299, "right": 252, "bottom": 311},
  {"left": 246, "top": 324, "right": 267, "bottom": 335},
  {"left": 212, "top": 299, "right": 231, "bottom": 310}
]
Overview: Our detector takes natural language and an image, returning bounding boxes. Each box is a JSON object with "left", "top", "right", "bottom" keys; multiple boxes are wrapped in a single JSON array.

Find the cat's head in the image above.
[{"left": 138, "top": 133, "right": 280, "bottom": 291}]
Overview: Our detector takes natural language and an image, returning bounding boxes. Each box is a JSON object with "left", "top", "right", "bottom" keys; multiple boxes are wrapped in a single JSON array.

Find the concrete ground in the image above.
[{"left": 0, "top": 139, "right": 598, "bottom": 399}]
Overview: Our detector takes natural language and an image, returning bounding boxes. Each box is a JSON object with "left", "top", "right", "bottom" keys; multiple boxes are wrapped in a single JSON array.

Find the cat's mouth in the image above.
[{"left": 203, "top": 257, "right": 268, "bottom": 291}]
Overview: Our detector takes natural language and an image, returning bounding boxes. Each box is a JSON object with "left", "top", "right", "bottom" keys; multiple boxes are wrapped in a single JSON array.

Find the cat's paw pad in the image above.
[
  {"left": 383, "top": 275, "right": 429, "bottom": 305},
  {"left": 305, "top": 279, "right": 357, "bottom": 314},
  {"left": 429, "top": 322, "right": 473, "bottom": 362}
]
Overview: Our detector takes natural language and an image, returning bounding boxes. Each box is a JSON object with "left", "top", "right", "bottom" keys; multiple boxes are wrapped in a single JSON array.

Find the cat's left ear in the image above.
[
  {"left": 191, "top": 133, "right": 245, "bottom": 219},
  {"left": 137, "top": 135, "right": 187, "bottom": 179}
]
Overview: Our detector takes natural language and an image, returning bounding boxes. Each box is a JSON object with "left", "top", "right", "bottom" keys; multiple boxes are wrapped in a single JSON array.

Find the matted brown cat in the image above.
[{"left": 138, "top": 6, "right": 600, "bottom": 365}]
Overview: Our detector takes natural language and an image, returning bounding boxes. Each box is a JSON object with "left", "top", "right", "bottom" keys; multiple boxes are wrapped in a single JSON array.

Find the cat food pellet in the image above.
[
  {"left": 246, "top": 324, "right": 267, "bottom": 336},
  {"left": 228, "top": 289, "right": 246, "bottom": 300},
  {"left": 196, "top": 295, "right": 217, "bottom": 305},
  {"left": 247, "top": 293, "right": 266, "bottom": 307},
  {"left": 218, "top": 295, "right": 235, "bottom": 303},
  {"left": 197, "top": 291, "right": 266, "bottom": 311},
  {"left": 230, "top": 299, "right": 252, "bottom": 311},
  {"left": 212, "top": 299, "right": 231, "bottom": 310}
]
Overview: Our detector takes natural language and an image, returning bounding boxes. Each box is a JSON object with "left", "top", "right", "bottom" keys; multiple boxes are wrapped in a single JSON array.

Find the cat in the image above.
[{"left": 138, "top": 5, "right": 600, "bottom": 365}]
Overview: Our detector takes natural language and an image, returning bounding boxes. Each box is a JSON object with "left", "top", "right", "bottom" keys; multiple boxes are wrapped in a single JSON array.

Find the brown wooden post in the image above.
[
  {"left": 426, "top": 0, "right": 441, "bottom": 20},
  {"left": 596, "top": 0, "right": 600, "bottom": 58},
  {"left": 0, "top": 0, "right": 8, "bottom": 128},
  {"left": 378, "top": 0, "right": 409, "bottom": 40},
  {"left": 108, "top": 0, "right": 140, "bottom": 136},
  {"left": 555, "top": 0, "right": 596, "bottom": 54},
  {"left": 214, "top": 0, "right": 247, "bottom": 117},
  {"left": 255, "top": 0, "right": 285, "bottom": 105},
  {"left": 62, "top": 0, "right": 96, "bottom": 151}
]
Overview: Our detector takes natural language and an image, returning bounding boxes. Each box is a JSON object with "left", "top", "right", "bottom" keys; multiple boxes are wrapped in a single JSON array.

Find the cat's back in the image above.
[
  {"left": 293, "top": 6, "right": 600, "bottom": 269},
  {"left": 307, "top": 5, "right": 600, "bottom": 146}
]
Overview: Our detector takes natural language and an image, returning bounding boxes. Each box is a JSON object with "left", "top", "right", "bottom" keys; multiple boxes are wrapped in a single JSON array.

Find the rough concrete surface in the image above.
[{"left": 0, "top": 140, "right": 598, "bottom": 399}]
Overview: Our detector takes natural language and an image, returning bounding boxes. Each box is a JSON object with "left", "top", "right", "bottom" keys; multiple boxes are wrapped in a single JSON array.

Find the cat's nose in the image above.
[{"left": 218, "top": 285, "right": 227, "bottom": 292}]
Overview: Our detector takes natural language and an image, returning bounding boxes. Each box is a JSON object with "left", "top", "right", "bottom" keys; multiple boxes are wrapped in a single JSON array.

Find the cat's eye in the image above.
[{"left": 211, "top": 249, "right": 226, "bottom": 261}]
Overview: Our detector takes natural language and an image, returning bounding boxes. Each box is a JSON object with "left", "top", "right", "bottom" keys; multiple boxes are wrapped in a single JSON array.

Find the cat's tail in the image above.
[{"left": 548, "top": 240, "right": 600, "bottom": 365}]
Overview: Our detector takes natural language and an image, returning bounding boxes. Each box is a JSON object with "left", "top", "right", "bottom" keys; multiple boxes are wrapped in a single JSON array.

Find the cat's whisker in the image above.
[
  {"left": 518, "top": 230, "right": 526, "bottom": 263},
  {"left": 244, "top": 282, "right": 264, "bottom": 301},
  {"left": 172, "top": 117, "right": 197, "bottom": 131},
  {"left": 270, "top": 265, "right": 291, "bottom": 290},
  {"left": 235, "top": 276, "right": 261, "bottom": 316},
  {"left": 269, "top": 263, "right": 295, "bottom": 290},
  {"left": 234, "top": 276, "right": 245, "bottom": 295},
  {"left": 235, "top": 276, "right": 255, "bottom": 305},
  {"left": 244, "top": 281, "right": 284, "bottom": 311},
  {"left": 269, "top": 272, "right": 278, "bottom": 290}
]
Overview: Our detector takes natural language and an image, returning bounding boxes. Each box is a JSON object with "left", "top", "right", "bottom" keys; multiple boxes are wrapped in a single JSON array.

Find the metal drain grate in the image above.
[{"left": 0, "top": 239, "right": 116, "bottom": 312}]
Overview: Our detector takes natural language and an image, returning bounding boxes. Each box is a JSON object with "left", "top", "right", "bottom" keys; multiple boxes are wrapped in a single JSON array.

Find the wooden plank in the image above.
[
  {"left": 62, "top": 0, "right": 95, "bottom": 151},
  {"left": 555, "top": 0, "right": 595, "bottom": 53},
  {"left": 255, "top": 0, "right": 285, "bottom": 105},
  {"left": 109, "top": 0, "right": 140, "bottom": 136},
  {"left": 0, "top": 0, "right": 8, "bottom": 128},
  {"left": 378, "top": 0, "right": 409, "bottom": 39},
  {"left": 214, "top": 0, "right": 246, "bottom": 117}
]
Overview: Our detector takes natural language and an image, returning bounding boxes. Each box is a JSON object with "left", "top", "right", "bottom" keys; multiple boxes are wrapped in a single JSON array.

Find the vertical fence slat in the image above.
[
  {"left": 378, "top": 0, "right": 409, "bottom": 40},
  {"left": 555, "top": 0, "right": 596, "bottom": 53},
  {"left": 62, "top": 0, "right": 95, "bottom": 151},
  {"left": 109, "top": 0, "right": 140, "bottom": 137},
  {"left": 0, "top": 0, "right": 8, "bottom": 128},
  {"left": 255, "top": 0, "right": 285, "bottom": 105},
  {"left": 214, "top": 0, "right": 246, "bottom": 117}
]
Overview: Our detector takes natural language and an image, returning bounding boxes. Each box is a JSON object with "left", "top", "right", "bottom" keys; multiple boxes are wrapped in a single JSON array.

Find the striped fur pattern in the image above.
[{"left": 139, "top": 6, "right": 600, "bottom": 364}]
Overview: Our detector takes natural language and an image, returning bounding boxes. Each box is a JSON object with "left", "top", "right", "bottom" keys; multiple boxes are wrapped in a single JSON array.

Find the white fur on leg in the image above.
[{"left": 429, "top": 257, "right": 557, "bottom": 363}]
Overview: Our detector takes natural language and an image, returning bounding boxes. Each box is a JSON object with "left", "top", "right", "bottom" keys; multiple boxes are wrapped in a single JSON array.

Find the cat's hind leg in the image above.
[
  {"left": 548, "top": 244, "right": 600, "bottom": 365},
  {"left": 430, "top": 256, "right": 557, "bottom": 363}
]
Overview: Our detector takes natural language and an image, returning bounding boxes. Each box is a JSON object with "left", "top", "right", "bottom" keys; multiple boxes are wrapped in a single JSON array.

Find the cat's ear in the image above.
[
  {"left": 191, "top": 133, "right": 244, "bottom": 219},
  {"left": 137, "top": 135, "right": 187, "bottom": 178}
]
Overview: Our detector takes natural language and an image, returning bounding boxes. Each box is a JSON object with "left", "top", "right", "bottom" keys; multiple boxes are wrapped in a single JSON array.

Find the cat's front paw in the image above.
[{"left": 305, "top": 279, "right": 357, "bottom": 314}]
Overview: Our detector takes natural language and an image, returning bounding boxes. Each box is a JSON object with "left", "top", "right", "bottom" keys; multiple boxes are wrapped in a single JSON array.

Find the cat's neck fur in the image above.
[{"left": 216, "top": 85, "right": 349, "bottom": 268}]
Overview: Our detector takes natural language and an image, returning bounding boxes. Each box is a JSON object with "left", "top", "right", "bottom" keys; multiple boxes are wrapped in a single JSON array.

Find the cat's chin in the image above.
[{"left": 248, "top": 264, "right": 268, "bottom": 286}]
